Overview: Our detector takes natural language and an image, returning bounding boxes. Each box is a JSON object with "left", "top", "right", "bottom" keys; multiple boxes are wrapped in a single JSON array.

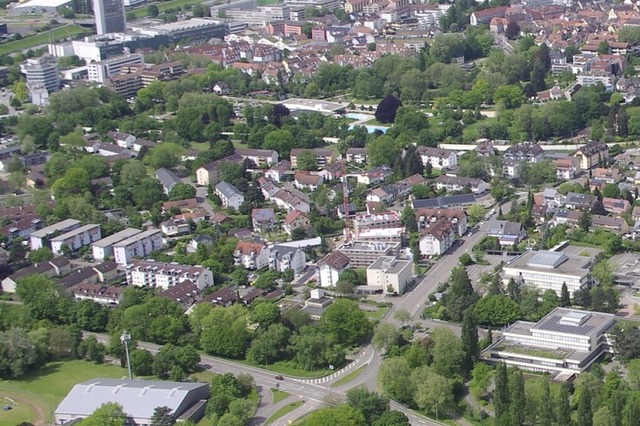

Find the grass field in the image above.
[
  {"left": 330, "top": 366, "right": 365, "bottom": 388},
  {"left": 0, "top": 360, "right": 126, "bottom": 426},
  {"left": 266, "top": 401, "right": 303, "bottom": 425},
  {"left": 0, "top": 24, "right": 91, "bottom": 55},
  {"left": 270, "top": 388, "right": 291, "bottom": 404},
  {"left": 257, "top": 0, "right": 280, "bottom": 4},
  {"left": 237, "top": 359, "right": 330, "bottom": 378},
  {"left": 130, "top": 0, "right": 203, "bottom": 18},
  {"left": 365, "top": 306, "right": 389, "bottom": 321}
]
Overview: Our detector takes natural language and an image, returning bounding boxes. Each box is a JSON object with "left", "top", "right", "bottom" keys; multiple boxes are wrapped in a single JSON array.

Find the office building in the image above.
[
  {"left": 482, "top": 308, "right": 616, "bottom": 374},
  {"left": 92, "top": 228, "right": 142, "bottom": 260},
  {"left": 366, "top": 256, "right": 412, "bottom": 295},
  {"left": 30, "top": 219, "right": 81, "bottom": 250},
  {"left": 337, "top": 241, "right": 401, "bottom": 268},
  {"left": 22, "top": 56, "right": 60, "bottom": 94},
  {"left": 94, "top": 0, "right": 126, "bottom": 35},
  {"left": 503, "top": 250, "right": 593, "bottom": 297},
  {"left": 50, "top": 224, "right": 102, "bottom": 255},
  {"left": 126, "top": 260, "right": 214, "bottom": 290},
  {"left": 87, "top": 53, "right": 143, "bottom": 83},
  {"left": 55, "top": 379, "right": 209, "bottom": 425},
  {"left": 113, "top": 228, "right": 164, "bottom": 265}
]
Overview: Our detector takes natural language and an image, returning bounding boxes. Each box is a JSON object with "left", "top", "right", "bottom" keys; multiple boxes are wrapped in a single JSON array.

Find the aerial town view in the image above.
[{"left": 3, "top": 0, "right": 640, "bottom": 423}]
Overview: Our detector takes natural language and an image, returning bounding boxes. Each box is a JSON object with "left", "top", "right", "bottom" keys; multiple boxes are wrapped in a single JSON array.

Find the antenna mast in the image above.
[{"left": 342, "top": 159, "right": 351, "bottom": 241}]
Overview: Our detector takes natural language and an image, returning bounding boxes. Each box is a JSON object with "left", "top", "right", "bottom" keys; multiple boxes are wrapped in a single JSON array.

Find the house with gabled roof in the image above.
[{"left": 317, "top": 250, "right": 350, "bottom": 287}]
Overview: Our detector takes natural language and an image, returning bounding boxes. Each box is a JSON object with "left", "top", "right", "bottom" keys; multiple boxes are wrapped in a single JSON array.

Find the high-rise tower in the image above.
[{"left": 94, "top": 0, "right": 126, "bottom": 35}]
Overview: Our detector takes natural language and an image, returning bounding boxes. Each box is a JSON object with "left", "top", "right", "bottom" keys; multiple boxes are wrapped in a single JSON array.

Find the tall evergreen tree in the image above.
[
  {"left": 560, "top": 282, "right": 572, "bottom": 307},
  {"left": 540, "top": 379, "right": 554, "bottom": 426},
  {"left": 510, "top": 369, "right": 526, "bottom": 426},
  {"left": 494, "top": 362, "right": 510, "bottom": 423},
  {"left": 577, "top": 387, "right": 593, "bottom": 426},
  {"left": 507, "top": 278, "right": 521, "bottom": 303},
  {"left": 611, "top": 388, "right": 627, "bottom": 426},
  {"left": 461, "top": 308, "right": 479, "bottom": 373},
  {"left": 557, "top": 384, "right": 572, "bottom": 426}
]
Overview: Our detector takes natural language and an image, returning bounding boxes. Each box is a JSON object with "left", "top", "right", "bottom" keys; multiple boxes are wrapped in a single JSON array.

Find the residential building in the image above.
[
  {"left": 317, "top": 250, "right": 350, "bottom": 287},
  {"left": 418, "top": 220, "right": 455, "bottom": 256},
  {"left": 593, "top": 167, "right": 621, "bottom": 184},
  {"left": 470, "top": 6, "right": 507, "bottom": 25},
  {"left": 113, "top": 228, "right": 164, "bottom": 265},
  {"left": 564, "top": 192, "right": 597, "bottom": 210},
  {"left": 503, "top": 250, "right": 593, "bottom": 297},
  {"left": 366, "top": 255, "right": 412, "bottom": 295},
  {"left": 198, "top": 286, "right": 238, "bottom": 308},
  {"left": 22, "top": 56, "right": 60, "bottom": 94},
  {"left": 337, "top": 240, "right": 400, "bottom": 268},
  {"left": 290, "top": 148, "right": 334, "bottom": 169},
  {"left": 73, "top": 284, "right": 123, "bottom": 305},
  {"left": 92, "top": 228, "right": 142, "bottom": 261},
  {"left": 434, "top": 175, "right": 489, "bottom": 194},
  {"left": 354, "top": 211, "right": 402, "bottom": 233},
  {"left": 88, "top": 54, "right": 143, "bottom": 84},
  {"left": 215, "top": 181, "right": 245, "bottom": 211},
  {"left": 1, "top": 217, "right": 44, "bottom": 242},
  {"left": 294, "top": 172, "right": 323, "bottom": 191},
  {"left": 555, "top": 157, "right": 580, "bottom": 180},
  {"left": 196, "top": 154, "right": 246, "bottom": 186},
  {"left": 632, "top": 205, "right": 640, "bottom": 221},
  {"left": 29, "top": 218, "right": 81, "bottom": 250},
  {"left": 357, "top": 165, "right": 392, "bottom": 186},
  {"left": 161, "top": 218, "right": 191, "bottom": 237},
  {"left": 156, "top": 168, "right": 181, "bottom": 195},
  {"left": 251, "top": 208, "right": 275, "bottom": 232},
  {"left": 346, "top": 147, "right": 368, "bottom": 164},
  {"left": 481, "top": 308, "right": 616, "bottom": 374},
  {"left": 283, "top": 210, "right": 310, "bottom": 235},
  {"left": 603, "top": 198, "right": 631, "bottom": 215},
  {"left": 234, "top": 241, "right": 269, "bottom": 270},
  {"left": 486, "top": 219, "right": 526, "bottom": 247},
  {"left": 50, "top": 224, "right": 102, "bottom": 255},
  {"left": 236, "top": 148, "right": 279, "bottom": 167},
  {"left": 412, "top": 194, "right": 476, "bottom": 210},
  {"left": 126, "top": 260, "right": 214, "bottom": 290},
  {"left": 1, "top": 258, "right": 71, "bottom": 293},
  {"left": 159, "top": 280, "right": 201, "bottom": 310},
  {"left": 416, "top": 146, "right": 457, "bottom": 169},
  {"left": 591, "top": 214, "right": 629, "bottom": 234},
  {"left": 504, "top": 143, "right": 544, "bottom": 163},
  {"left": 162, "top": 198, "right": 198, "bottom": 213},
  {"left": 573, "top": 141, "right": 609, "bottom": 170},
  {"left": 265, "top": 160, "right": 292, "bottom": 182},
  {"left": 94, "top": 0, "right": 127, "bottom": 35},
  {"left": 415, "top": 208, "right": 467, "bottom": 235},
  {"left": 268, "top": 244, "right": 306, "bottom": 274},
  {"left": 54, "top": 379, "right": 209, "bottom": 425},
  {"left": 551, "top": 209, "right": 582, "bottom": 227}
]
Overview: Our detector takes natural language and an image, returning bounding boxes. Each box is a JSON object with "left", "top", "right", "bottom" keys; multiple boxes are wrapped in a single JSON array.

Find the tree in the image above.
[
  {"left": 247, "top": 323, "right": 290, "bottom": 365},
  {"left": 249, "top": 302, "right": 280, "bottom": 328},
  {"left": 372, "top": 323, "right": 401, "bottom": 353},
  {"left": 593, "top": 406, "right": 615, "bottom": 426},
  {"left": 320, "top": 299, "right": 373, "bottom": 346},
  {"left": 151, "top": 406, "right": 175, "bottom": 426},
  {"left": 494, "top": 362, "right": 510, "bottom": 423},
  {"left": 130, "top": 348, "right": 154, "bottom": 376},
  {"left": 77, "top": 335, "right": 106, "bottom": 363},
  {"left": 430, "top": 327, "right": 467, "bottom": 378},
  {"left": 296, "top": 150, "right": 318, "bottom": 171},
  {"left": 560, "top": 282, "right": 571, "bottom": 307},
  {"left": 0, "top": 328, "right": 39, "bottom": 378},
  {"left": 304, "top": 405, "right": 366, "bottom": 426},
  {"left": 80, "top": 402, "right": 126, "bottom": 426},
  {"left": 367, "top": 134, "right": 401, "bottom": 167},
  {"left": 577, "top": 387, "right": 593, "bottom": 426},
  {"left": 168, "top": 183, "right": 196, "bottom": 201},
  {"left": 556, "top": 384, "right": 572, "bottom": 425},
  {"left": 505, "top": 21, "right": 520, "bottom": 40},
  {"left": 379, "top": 357, "right": 414, "bottom": 404},
  {"left": 469, "top": 362, "right": 492, "bottom": 400},
  {"left": 539, "top": 378, "right": 554, "bottom": 426},
  {"left": 393, "top": 309, "right": 411, "bottom": 325},
  {"left": 375, "top": 95, "right": 402, "bottom": 124},
  {"left": 510, "top": 369, "right": 525, "bottom": 426},
  {"left": 346, "top": 388, "right": 389, "bottom": 424},
  {"left": 411, "top": 366, "right": 454, "bottom": 419},
  {"left": 143, "top": 143, "right": 184, "bottom": 169},
  {"left": 473, "top": 295, "right": 520, "bottom": 327},
  {"left": 28, "top": 247, "right": 53, "bottom": 263},
  {"left": 461, "top": 309, "right": 479, "bottom": 371},
  {"left": 373, "top": 410, "right": 410, "bottom": 426}
]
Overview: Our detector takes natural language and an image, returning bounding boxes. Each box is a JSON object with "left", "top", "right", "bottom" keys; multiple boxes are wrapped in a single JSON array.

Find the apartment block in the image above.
[
  {"left": 366, "top": 256, "right": 412, "bottom": 295},
  {"left": 113, "top": 229, "right": 164, "bottom": 265},
  {"left": 88, "top": 54, "right": 144, "bottom": 84},
  {"left": 50, "top": 224, "right": 102, "bottom": 255},
  {"left": 30, "top": 219, "right": 81, "bottom": 250},
  {"left": 126, "top": 260, "right": 214, "bottom": 290},
  {"left": 92, "top": 228, "right": 142, "bottom": 260}
]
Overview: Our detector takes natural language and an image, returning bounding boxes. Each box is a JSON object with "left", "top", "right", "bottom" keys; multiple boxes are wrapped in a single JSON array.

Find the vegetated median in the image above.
[
  {"left": 0, "top": 24, "right": 91, "bottom": 55},
  {"left": 265, "top": 401, "right": 303, "bottom": 425},
  {"left": 330, "top": 365, "right": 366, "bottom": 388}
]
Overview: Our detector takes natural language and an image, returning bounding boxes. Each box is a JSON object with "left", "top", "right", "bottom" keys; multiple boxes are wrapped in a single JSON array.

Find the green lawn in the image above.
[
  {"left": 266, "top": 401, "right": 303, "bottom": 425},
  {"left": 270, "top": 388, "right": 291, "bottom": 404},
  {"left": 257, "top": 0, "right": 280, "bottom": 5},
  {"left": 365, "top": 306, "right": 389, "bottom": 321},
  {"left": 236, "top": 359, "right": 330, "bottom": 378},
  {"left": 0, "top": 360, "right": 126, "bottom": 425},
  {"left": 0, "top": 24, "right": 91, "bottom": 55},
  {"left": 330, "top": 365, "right": 365, "bottom": 388},
  {"left": 130, "top": 0, "right": 204, "bottom": 18}
]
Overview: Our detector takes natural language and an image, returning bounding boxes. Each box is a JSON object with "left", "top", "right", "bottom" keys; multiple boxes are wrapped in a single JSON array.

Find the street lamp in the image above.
[{"left": 120, "top": 330, "right": 132, "bottom": 380}]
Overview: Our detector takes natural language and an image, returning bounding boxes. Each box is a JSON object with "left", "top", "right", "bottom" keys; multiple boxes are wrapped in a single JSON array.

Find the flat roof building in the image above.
[
  {"left": 337, "top": 241, "right": 401, "bottom": 268},
  {"left": 94, "top": 0, "right": 127, "bottom": 35},
  {"left": 50, "top": 224, "right": 102, "bottom": 255},
  {"left": 482, "top": 308, "right": 616, "bottom": 374},
  {"left": 113, "top": 228, "right": 164, "bottom": 265},
  {"left": 55, "top": 378, "right": 209, "bottom": 425},
  {"left": 503, "top": 250, "right": 593, "bottom": 297},
  {"left": 30, "top": 219, "right": 81, "bottom": 250},
  {"left": 366, "top": 255, "right": 413, "bottom": 295},
  {"left": 92, "top": 228, "right": 142, "bottom": 260}
]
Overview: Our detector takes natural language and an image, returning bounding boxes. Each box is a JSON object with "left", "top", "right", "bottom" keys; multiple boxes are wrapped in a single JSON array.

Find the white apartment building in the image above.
[
  {"left": 416, "top": 147, "right": 457, "bottom": 170},
  {"left": 92, "top": 228, "right": 142, "bottom": 260},
  {"left": 233, "top": 241, "right": 269, "bottom": 270},
  {"left": 366, "top": 256, "right": 412, "bottom": 295},
  {"left": 215, "top": 181, "right": 245, "bottom": 211},
  {"left": 88, "top": 54, "right": 144, "bottom": 84},
  {"left": 113, "top": 229, "right": 164, "bottom": 265},
  {"left": 503, "top": 250, "right": 593, "bottom": 297},
  {"left": 482, "top": 308, "right": 616, "bottom": 374},
  {"left": 30, "top": 219, "right": 81, "bottom": 250},
  {"left": 418, "top": 221, "right": 455, "bottom": 256},
  {"left": 317, "top": 250, "right": 350, "bottom": 288},
  {"left": 50, "top": 224, "right": 102, "bottom": 255},
  {"left": 126, "top": 260, "right": 214, "bottom": 290},
  {"left": 268, "top": 245, "right": 306, "bottom": 275}
]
